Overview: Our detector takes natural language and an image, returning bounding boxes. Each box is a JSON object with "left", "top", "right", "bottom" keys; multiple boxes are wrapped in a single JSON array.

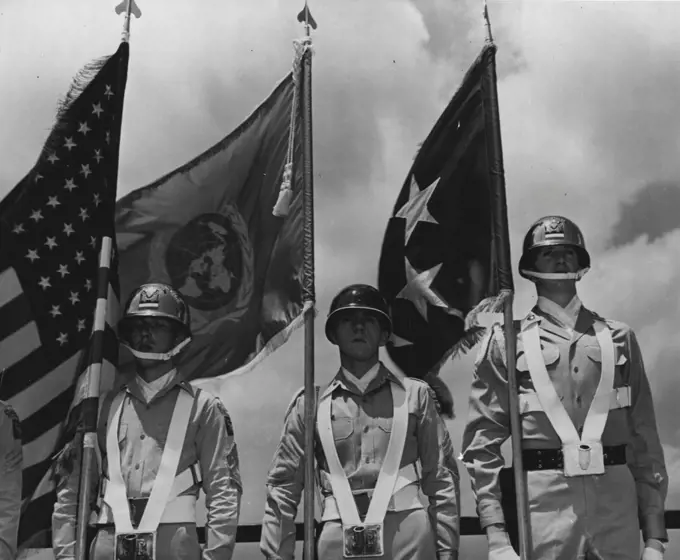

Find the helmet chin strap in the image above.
[
  {"left": 122, "top": 337, "right": 192, "bottom": 362},
  {"left": 521, "top": 267, "right": 589, "bottom": 282}
]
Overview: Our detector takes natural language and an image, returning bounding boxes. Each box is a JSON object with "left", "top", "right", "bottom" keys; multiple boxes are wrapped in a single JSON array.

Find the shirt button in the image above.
[
  {"left": 576, "top": 396, "right": 582, "bottom": 406},
  {"left": 363, "top": 426, "right": 369, "bottom": 433},
  {"left": 365, "top": 458, "right": 370, "bottom": 464},
  {"left": 140, "top": 434, "right": 146, "bottom": 440},
  {"left": 135, "top": 464, "right": 141, "bottom": 470},
  {"left": 573, "top": 366, "right": 579, "bottom": 373}
]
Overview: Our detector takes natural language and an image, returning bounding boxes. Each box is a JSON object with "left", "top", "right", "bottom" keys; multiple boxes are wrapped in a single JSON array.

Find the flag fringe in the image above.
[
  {"left": 190, "top": 300, "right": 314, "bottom": 396},
  {"left": 449, "top": 290, "right": 510, "bottom": 359},
  {"left": 40, "top": 55, "right": 111, "bottom": 161}
]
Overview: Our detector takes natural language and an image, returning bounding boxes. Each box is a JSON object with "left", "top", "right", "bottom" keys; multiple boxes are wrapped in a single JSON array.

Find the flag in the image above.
[
  {"left": 377, "top": 44, "right": 512, "bottom": 415},
  {"left": 0, "top": 42, "right": 129, "bottom": 548},
  {"left": 115, "top": 72, "right": 305, "bottom": 385}
]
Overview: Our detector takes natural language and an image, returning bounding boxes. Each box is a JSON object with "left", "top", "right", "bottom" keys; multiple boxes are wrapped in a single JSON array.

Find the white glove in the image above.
[
  {"left": 487, "top": 530, "right": 520, "bottom": 560},
  {"left": 641, "top": 546, "right": 664, "bottom": 560},
  {"left": 488, "top": 544, "right": 520, "bottom": 560}
]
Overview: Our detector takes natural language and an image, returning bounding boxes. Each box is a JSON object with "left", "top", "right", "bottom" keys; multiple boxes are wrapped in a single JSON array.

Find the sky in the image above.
[{"left": 2, "top": 0, "right": 680, "bottom": 557}]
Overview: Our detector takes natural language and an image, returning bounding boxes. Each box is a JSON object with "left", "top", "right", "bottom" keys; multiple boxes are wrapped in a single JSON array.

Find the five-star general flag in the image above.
[
  {"left": 378, "top": 43, "right": 513, "bottom": 414},
  {"left": 0, "top": 42, "right": 128, "bottom": 548},
  {"left": 115, "top": 72, "right": 305, "bottom": 385}
]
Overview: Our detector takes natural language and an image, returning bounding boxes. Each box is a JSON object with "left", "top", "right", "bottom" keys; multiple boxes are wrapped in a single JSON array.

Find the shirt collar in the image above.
[
  {"left": 537, "top": 295, "right": 582, "bottom": 331},
  {"left": 322, "top": 362, "right": 404, "bottom": 400},
  {"left": 341, "top": 361, "right": 381, "bottom": 394}
]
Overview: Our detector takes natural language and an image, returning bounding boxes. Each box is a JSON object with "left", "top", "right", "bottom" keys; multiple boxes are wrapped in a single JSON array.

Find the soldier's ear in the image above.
[{"left": 378, "top": 330, "right": 388, "bottom": 347}]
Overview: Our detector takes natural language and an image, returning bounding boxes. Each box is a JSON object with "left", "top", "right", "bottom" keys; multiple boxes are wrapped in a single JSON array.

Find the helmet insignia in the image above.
[
  {"left": 138, "top": 286, "right": 161, "bottom": 309},
  {"left": 543, "top": 216, "right": 566, "bottom": 238}
]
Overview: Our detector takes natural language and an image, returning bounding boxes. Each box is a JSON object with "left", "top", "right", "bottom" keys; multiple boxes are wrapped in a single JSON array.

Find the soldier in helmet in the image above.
[
  {"left": 461, "top": 216, "right": 668, "bottom": 560},
  {"left": 52, "top": 283, "right": 242, "bottom": 560},
  {"left": 0, "top": 399, "right": 22, "bottom": 560},
  {"left": 260, "top": 284, "right": 459, "bottom": 560}
]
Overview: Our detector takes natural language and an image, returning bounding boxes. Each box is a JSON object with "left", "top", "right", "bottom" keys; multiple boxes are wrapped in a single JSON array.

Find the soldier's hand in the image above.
[
  {"left": 0, "top": 448, "right": 22, "bottom": 475},
  {"left": 642, "top": 546, "right": 664, "bottom": 560},
  {"left": 488, "top": 545, "right": 520, "bottom": 560}
]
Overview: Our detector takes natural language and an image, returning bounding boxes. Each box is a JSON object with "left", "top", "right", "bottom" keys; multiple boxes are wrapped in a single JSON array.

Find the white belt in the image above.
[
  {"left": 321, "top": 464, "right": 423, "bottom": 522},
  {"left": 519, "top": 386, "right": 631, "bottom": 414},
  {"left": 93, "top": 464, "right": 202, "bottom": 525},
  {"left": 95, "top": 495, "right": 197, "bottom": 525}
]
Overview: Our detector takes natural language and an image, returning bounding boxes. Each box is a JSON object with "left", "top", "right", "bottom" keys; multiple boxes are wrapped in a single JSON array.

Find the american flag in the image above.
[{"left": 0, "top": 41, "right": 129, "bottom": 548}]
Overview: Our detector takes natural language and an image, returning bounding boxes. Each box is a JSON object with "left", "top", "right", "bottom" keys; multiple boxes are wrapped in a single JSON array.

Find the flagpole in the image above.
[
  {"left": 299, "top": 3, "right": 317, "bottom": 559},
  {"left": 74, "top": 237, "right": 114, "bottom": 560},
  {"left": 481, "top": 3, "right": 532, "bottom": 558}
]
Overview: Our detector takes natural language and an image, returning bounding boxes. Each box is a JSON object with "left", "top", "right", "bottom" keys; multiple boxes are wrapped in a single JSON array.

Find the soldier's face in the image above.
[
  {"left": 534, "top": 246, "right": 578, "bottom": 274},
  {"left": 332, "top": 310, "right": 387, "bottom": 360},
  {"left": 128, "top": 317, "right": 179, "bottom": 354}
]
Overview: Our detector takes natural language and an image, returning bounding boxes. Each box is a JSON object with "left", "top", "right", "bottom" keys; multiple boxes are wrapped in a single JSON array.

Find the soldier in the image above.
[
  {"left": 461, "top": 216, "right": 668, "bottom": 560},
  {"left": 52, "top": 282, "right": 242, "bottom": 560},
  {"left": 261, "top": 284, "right": 459, "bottom": 560},
  {"left": 0, "top": 400, "right": 22, "bottom": 560}
]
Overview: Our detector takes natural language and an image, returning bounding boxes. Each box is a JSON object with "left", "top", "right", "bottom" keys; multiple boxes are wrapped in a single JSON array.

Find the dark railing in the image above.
[{"left": 199, "top": 511, "right": 680, "bottom": 543}]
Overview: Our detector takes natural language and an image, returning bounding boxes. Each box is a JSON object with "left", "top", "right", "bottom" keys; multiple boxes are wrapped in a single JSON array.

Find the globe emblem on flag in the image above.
[{"left": 165, "top": 211, "right": 252, "bottom": 313}]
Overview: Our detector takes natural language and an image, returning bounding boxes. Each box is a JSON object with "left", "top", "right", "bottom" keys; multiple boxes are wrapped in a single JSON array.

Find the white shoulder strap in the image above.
[
  {"left": 105, "top": 389, "right": 194, "bottom": 533},
  {"left": 523, "top": 320, "right": 615, "bottom": 445},
  {"left": 317, "top": 380, "right": 409, "bottom": 526}
]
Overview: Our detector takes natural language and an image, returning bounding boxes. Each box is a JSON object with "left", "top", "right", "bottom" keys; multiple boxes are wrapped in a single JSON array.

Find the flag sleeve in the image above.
[
  {"left": 460, "top": 327, "right": 511, "bottom": 529},
  {"left": 0, "top": 404, "right": 22, "bottom": 560}
]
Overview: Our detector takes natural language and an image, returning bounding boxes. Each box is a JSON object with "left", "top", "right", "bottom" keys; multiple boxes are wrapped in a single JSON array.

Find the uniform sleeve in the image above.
[
  {"left": 0, "top": 405, "right": 22, "bottom": 560},
  {"left": 260, "top": 390, "right": 306, "bottom": 560},
  {"left": 460, "top": 327, "right": 512, "bottom": 530},
  {"left": 416, "top": 382, "right": 460, "bottom": 560},
  {"left": 52, "top": 395, "right": 109, "bottom": 560},
  {"left": 196, "top": 395, "right": 242, "bottom": 560},
  {"left": 625, "top": 329, "right": 668, "bottom": 542}
]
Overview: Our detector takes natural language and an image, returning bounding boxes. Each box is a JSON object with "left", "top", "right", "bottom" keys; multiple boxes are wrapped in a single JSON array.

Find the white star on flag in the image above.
[
  {"left": 46, "top": 196, "right": 60, "bottom": 208},
  {"left": 396, "top": 258, "right": 450, "bottom": 321},
  {"left": 64, "top": 137, "right": 76, "bottom": 150},
  {"left": 63, "top": 223, "right": 75, "bottom": 236},
  {"left": 92, "top": 103, "right": 103, "bottom": 117},
  {"left": 395, "top": 175, "right": 440, "bottom": 245},
  {"left": 78, "top": 122, "right": 91, "bottom": 135},
  {"left": 390, "top": 332, "right": 414, "bottom": 347}
]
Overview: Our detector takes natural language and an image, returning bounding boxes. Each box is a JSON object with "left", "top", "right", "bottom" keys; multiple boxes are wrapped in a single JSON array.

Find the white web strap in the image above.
[
  {"left": 105, "top": 390, "right": 194, "bottom": 533},
  {"left": 523, "top": 320, "right": 615, "bottom": 446},
  {"left": 317, "top": 381, "right": 409, "bottom": 526}
]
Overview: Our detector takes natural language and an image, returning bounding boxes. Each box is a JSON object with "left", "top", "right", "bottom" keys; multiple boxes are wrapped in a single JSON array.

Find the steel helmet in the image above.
[
  {"left": 519, "top": 216, "right": 590, "bottom": 281},
  {"left": 325, "top": 284, "right": 392, "bottom": 342},
  {"left": 119, "top": 283, "right": 192, "bottom": 361}
]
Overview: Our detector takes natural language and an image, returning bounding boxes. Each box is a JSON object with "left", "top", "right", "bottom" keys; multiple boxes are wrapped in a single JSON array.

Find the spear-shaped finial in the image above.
[
  {"left": 483, "top": 0, "right": 494, "bottom": 44},
  {"left": 296, "top": 0, "right": 318, "bottom": 36},
  {"left": 115, "top": 0, "right": 142, "bottom": 42}
]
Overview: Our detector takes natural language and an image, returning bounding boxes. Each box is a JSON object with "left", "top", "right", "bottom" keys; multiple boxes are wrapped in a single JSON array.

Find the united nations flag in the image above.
[{"left": 115, "top": 73, "right": 304, "bottom": 381}]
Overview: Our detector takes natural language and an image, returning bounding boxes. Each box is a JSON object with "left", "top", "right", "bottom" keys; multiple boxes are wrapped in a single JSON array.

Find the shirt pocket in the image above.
[
  {"left": 516, "top": 342, "right": 560, "bottom": 372},
  {"left": 584, "top": 344, "right": 628, "bottom": 366},
  {"left": 332, "top": 416, "right": 354, "bottom": 441}
]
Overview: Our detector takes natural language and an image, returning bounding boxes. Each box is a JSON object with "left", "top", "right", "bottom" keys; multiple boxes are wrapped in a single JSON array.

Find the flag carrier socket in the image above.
[
  {"left": 343, "top": 523, "right": 384, "bottom": 558},
  {"left": 115, "top": 531, "right": 156, "bottom": 560}
]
